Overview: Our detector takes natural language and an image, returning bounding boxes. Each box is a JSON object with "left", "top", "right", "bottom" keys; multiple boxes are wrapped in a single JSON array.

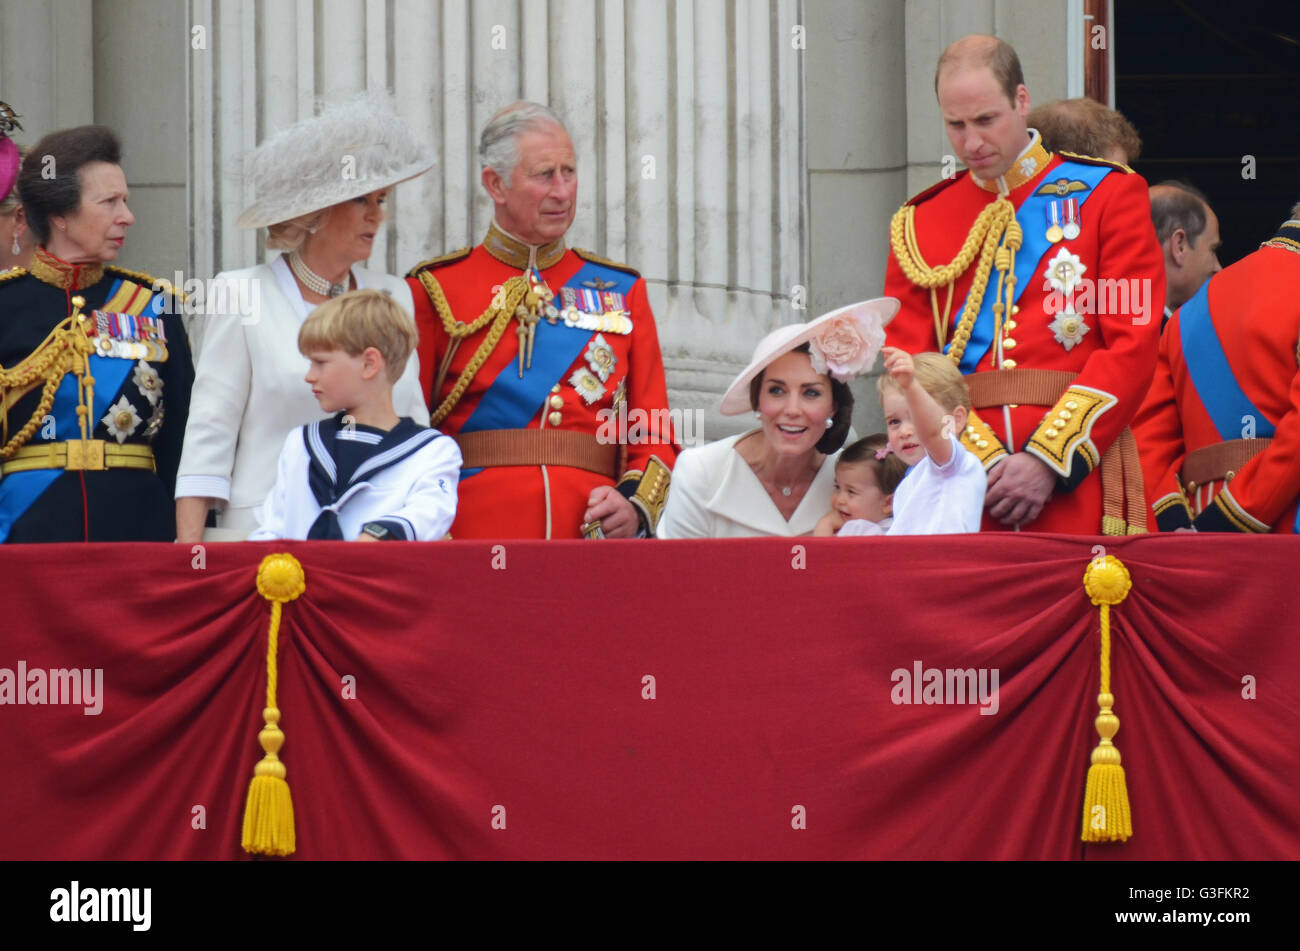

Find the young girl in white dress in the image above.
[
  {"left": 814, "top": 434, "right": 909, "bottom": 536},
  {"left": 878, "top": 348, "right": 986, "bottom": 534}
]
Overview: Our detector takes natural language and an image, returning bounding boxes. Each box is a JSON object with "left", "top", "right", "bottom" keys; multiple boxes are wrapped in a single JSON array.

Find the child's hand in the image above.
[
  {"left": 814, "top": 510, "right": 844, "bottom": 537},
  {"left": 882, "top": 347, "right": 915, "bottom": 389},
  {"left": 355, "top": 533, "right": 381, "bottom": 542}
]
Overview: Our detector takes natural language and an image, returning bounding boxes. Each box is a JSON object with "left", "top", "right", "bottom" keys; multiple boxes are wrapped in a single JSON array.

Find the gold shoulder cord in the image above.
[
  {"left": 0, "top": 296, "right": 97, "bottom": 454},
  {"left": 418, "top": 270, "right": 532, "bottom": 427},
  {"left": 889, "top": 196, "right": 1020, "bottom": 366}
]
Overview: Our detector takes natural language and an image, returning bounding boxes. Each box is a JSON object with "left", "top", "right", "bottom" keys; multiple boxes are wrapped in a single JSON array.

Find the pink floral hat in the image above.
[{"left": 719, "top": 297, "right": 899, "bottom": 415}]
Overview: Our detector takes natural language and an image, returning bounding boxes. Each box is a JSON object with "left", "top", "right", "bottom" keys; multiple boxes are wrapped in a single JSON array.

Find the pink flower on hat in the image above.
[{"left": 807, "top": 307, "right": 887, "bottom": 382}]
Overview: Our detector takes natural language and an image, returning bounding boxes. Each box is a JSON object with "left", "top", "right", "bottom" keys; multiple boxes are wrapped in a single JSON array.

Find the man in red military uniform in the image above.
[
  {"left": 884, "top": 35, "right": 1165, "bottom": 535},
  {"left": 1133, "top": 211, "right": 1300, "bottom": 533},
  {"left": 407, "top": 102, "right": 677, "bottom": 539}
]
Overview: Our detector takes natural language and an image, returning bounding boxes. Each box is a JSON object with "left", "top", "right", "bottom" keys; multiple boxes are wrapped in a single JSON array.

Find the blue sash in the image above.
[
  {"left": 1177, "top": 280, "right": 1294, "bottom": 529},
  {"left": 458, "top": 260, "right": 637, "bottom": 478},
  {"left": 0, "top": 351, "right": 134, "bottom": 542},
  {"left": 947, "top": 160, "right": 1113, "bottom": 372}
]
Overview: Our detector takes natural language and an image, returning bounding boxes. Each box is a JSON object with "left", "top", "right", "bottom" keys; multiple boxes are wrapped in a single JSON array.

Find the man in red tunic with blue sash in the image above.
[
  {"left": 884, "top": 35, "right": 1165, "bottom": 535},
  {"left": 407, "top": 102, "right": 677, "bottom": 538},
  {"left": 1133, "top": 211, "right": 1300, "bottom": 532}
]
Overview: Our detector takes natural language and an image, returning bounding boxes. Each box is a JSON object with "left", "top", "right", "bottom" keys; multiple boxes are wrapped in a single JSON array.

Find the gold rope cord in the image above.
[
  {"left": 0, "top": 300, "right": 95, "bottom": 457},
  {"left": 890, "top": 196, "right": 1016, "bottom": 365},
  {"left": 418, "top": 272, "right": 533, "bottom": 427}
]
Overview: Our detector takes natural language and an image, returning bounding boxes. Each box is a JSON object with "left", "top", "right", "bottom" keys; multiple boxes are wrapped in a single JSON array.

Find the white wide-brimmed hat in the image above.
[
  {"left": 719, "top": 297, "right": 900, "bottom": 415},
  {"left": 234, "top": 91, "right": 435, "bottom": 230}
]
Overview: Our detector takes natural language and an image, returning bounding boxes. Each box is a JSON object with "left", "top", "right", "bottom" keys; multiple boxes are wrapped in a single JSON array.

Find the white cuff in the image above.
[{"left": 175, "top": 474, "right": 232, "bottom": 503}]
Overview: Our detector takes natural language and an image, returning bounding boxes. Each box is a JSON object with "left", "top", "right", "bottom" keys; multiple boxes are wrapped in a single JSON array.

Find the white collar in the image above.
[{"left": 704, "top": 430, "right": 842, "bottom": 536}]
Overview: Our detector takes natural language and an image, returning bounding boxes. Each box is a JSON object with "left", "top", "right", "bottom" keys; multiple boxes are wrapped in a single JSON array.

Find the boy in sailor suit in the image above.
[{"left": 250, "top": 290, "right": 461, "bottom": 542}]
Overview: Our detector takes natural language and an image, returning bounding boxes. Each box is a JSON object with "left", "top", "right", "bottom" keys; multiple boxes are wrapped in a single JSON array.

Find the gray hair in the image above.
[
  {"left": 1150, "top": 180, "right": 1211, "bottom": 247},
  {"left": 478, "top": 101, "right": 569, "bottom": 188}
]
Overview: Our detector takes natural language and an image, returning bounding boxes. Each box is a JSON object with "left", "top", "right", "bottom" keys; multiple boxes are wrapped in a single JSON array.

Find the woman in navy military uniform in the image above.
[{"left": 0, "top": 125, "right": 193, "bottom": 542}]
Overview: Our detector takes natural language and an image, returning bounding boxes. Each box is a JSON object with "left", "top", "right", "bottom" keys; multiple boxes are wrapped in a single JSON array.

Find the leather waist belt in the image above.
[
  {"left": 964, "top": 369, "right": 1078, "bottom": 409},
  {"left": 453, "top": 429, "right": 617, "bottom": 477},
  {"left": 961, "top": 368, "right": 1146, "bottom": 535},
  {"left": 1181, "top": 438, "right": 1272, "bottom": 490},
  {"left": 1, "top": 440, "right": 156, "bottom": 475}
]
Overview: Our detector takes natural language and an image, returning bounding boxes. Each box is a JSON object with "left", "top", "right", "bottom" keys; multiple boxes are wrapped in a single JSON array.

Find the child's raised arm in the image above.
[{"left": 882, "top": 347, "right": 954, "bottom": 466}]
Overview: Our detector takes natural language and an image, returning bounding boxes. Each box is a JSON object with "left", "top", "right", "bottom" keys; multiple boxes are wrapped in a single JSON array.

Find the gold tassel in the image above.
[
  {"left": 1080, "top": 555, "right": 1133, "bottom": 843},
  {"left": 241, "top": 553, "right": 306, "bottom": 856}
]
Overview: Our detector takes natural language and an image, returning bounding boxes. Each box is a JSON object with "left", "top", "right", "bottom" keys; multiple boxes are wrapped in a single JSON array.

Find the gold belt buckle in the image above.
[{"left": 66, "top": 439, "right": 107, "bottom": 471}]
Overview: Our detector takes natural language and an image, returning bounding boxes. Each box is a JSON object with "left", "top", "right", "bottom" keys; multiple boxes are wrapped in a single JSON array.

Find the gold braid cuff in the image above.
[
  {"left": 617, "top": 455, "right": 672, "bottom": 536},
  {"left": 960, "top": 409, "right": 1008, "bottom": 470}
]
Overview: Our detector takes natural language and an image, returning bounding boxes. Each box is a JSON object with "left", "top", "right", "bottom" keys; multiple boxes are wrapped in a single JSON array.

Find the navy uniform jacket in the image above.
[{"left": 0, "top": 250, "right": 194, "bottom": 542}]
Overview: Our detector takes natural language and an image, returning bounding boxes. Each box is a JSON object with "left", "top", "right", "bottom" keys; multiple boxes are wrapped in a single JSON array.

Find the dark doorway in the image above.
[{"left": 1117, "top": 0, "right": 1300, "bottom": 266}]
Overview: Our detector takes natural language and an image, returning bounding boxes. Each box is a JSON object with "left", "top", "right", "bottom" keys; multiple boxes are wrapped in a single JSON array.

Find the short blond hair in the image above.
[
  {"left": 878, "top": 351, "right": 971, "bottom": 413},
  {"left": 298, "top": 289, "right": 417, "bottom": 384}
]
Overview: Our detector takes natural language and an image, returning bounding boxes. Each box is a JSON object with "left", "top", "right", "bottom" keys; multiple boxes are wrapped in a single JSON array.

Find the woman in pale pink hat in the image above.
[{"left": 658, "top": 298, "right": 898, "bottom": 538}]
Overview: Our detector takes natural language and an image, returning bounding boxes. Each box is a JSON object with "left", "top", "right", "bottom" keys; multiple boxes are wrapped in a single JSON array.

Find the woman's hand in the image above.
[{"left": 175, "top": 497, "right": 214, "bottom": 545}]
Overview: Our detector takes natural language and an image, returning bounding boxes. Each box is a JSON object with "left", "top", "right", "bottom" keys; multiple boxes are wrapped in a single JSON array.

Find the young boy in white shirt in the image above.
[
  {"left": 878, "top": 348, "right": 986, "bottom": 534},
  {"left": 249, "top": 289, "right": 461, "bottom": 542}
]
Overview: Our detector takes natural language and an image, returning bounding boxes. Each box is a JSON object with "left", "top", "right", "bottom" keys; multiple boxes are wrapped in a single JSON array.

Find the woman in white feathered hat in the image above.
[
  {"left": 175, "top": 92, "right": 435, "bottom": 542},
  {"left": 657, "top": 298, "right": 898, "bottom": 538}
]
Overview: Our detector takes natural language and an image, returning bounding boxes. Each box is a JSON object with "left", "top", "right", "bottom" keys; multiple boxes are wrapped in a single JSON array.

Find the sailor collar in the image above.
[
  {"left": 972, "top": 129, "right": 1052, "bottom": 196},
  {"left": 483, "top": 220, "right": 567, "bottom": 271},
  {"left": 29, "top": 246, "right": 105, "bottom": 290}
]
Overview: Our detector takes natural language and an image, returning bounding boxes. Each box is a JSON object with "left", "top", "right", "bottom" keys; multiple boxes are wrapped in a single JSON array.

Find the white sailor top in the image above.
[{"left": 249, "top": 413, "right": 462, "bottom": 542}]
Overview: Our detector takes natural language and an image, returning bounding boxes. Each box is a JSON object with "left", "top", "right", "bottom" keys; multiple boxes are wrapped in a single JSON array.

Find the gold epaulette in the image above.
[
  {"left": 573, "top": 248, "right": 640, "bottom": 279},
  {"left": 903, "top": 174, "right": 964, "bottom": 207},
  {"left": 105, "top": 264, "right": 186, "bottom": 301},
  {"left": 1058, "top": 150, "right": 1134, "bottom": 174},
  {"left": 406, "top": 247, "right": 472, "bottom": 278},
  {"left": 0, "top": 265, "right": 28, "bottom": 284}
]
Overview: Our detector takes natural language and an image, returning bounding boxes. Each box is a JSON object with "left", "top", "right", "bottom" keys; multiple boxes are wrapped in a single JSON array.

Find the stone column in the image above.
[{"left": 188, "top": 0, "right": 807, "bottom": 443}]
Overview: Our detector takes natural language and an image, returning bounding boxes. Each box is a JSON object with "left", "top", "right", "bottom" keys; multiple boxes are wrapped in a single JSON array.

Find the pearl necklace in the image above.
[{"left": 288, "top": 250, "right": 350, "bottom": 298}]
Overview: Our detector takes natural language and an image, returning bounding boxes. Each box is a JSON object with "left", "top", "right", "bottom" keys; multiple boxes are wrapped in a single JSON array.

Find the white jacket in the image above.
[
  {"left": 175, "top": 256, "right": 430, "bottom": 536},
  {"left": 657, "top": 430, "right": 846, "bottom": 538}
]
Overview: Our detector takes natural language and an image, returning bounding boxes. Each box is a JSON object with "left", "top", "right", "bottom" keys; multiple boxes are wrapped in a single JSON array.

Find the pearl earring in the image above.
[
  {"left": 10, "top": 235, "right": 19, "bottom": 255},
  {"left": 754, "top": 411, "right": 762, "bottom": 419},
  {"left": 826, "top": 417, "right": 835, "bottom": 427}
]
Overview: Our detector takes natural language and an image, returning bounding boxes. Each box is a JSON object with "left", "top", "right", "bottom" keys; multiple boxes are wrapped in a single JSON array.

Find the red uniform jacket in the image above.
[
  {"left": 1133, "top": 226, "right": 1300, "bottom": 533},
  {"left": 884, "top": 137, "right": 1165, "bottom": 534},
  {"left": 407, "top": 225, "right": 677, "bottom": 538}
]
